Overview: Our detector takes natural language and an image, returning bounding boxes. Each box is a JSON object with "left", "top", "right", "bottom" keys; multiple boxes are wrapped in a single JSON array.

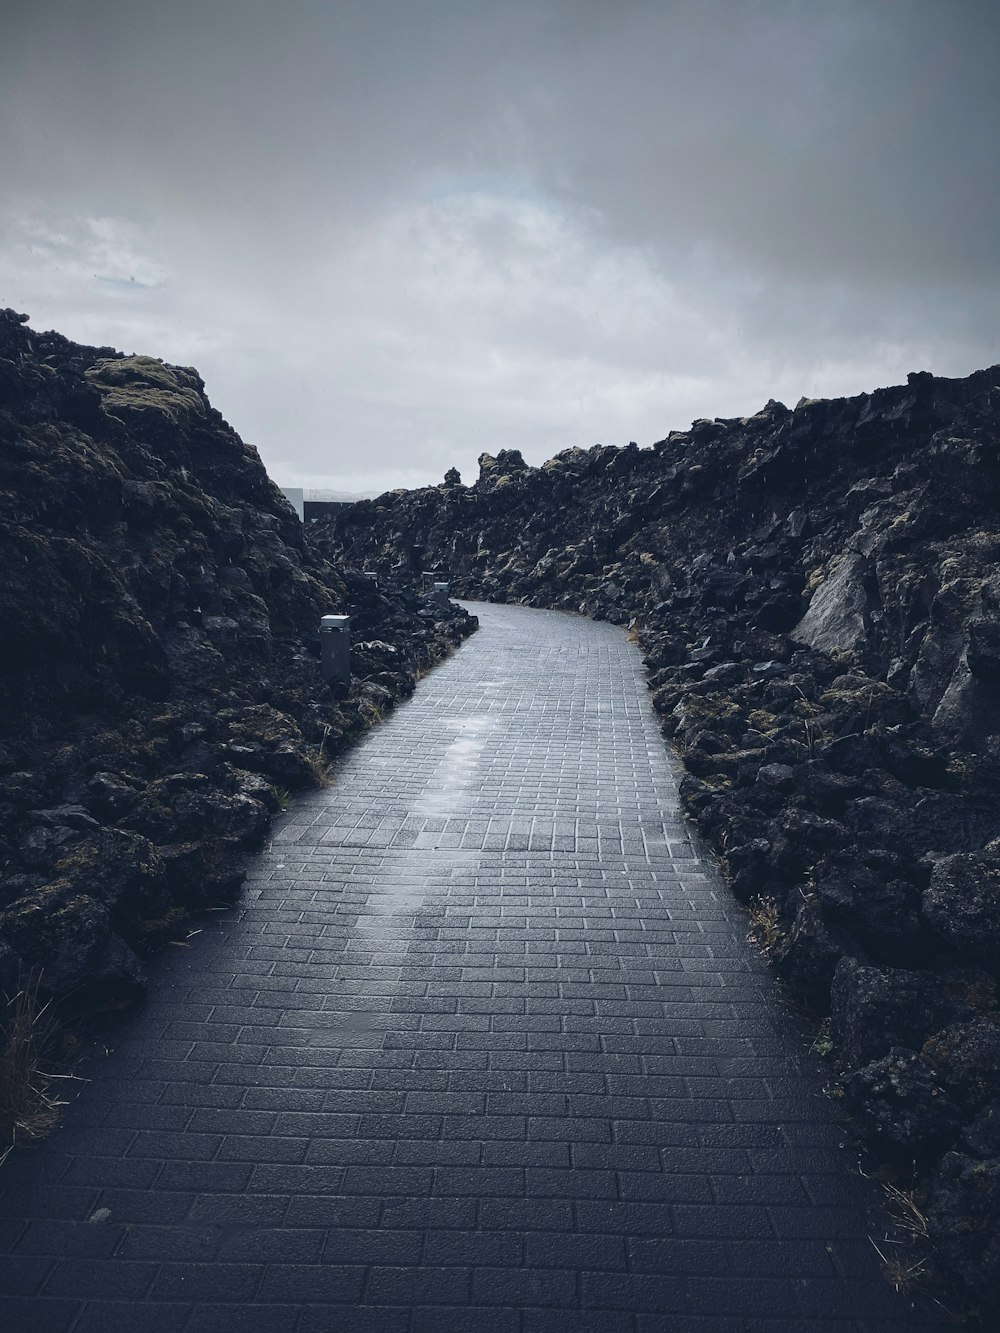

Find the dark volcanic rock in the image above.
[
  {"left": 0, "top": 308, "right": 476, "bottom": 1026},
  {"left": 842, "top": 1046, "right": 964, "bottom": 1158},
  {"left": 772, "top": 900, "right": 853, "bottom": 1010},
  {"left": 831, "top": 957, "right": 954, "bottom": 1070},
  {"left": 923, "top": 851, "right": 1000, "bottom": 968},
  {"left": 1, "top": 885, "right": 145, "bottom": 1000},
  {"left": 812, "top": 852, "right": 926, "bottom": 965},
  {"left": 928, "top": 1152, "right": 1000, "bottom": 1305},
  {"left": 922, "top": 1016, "right": 1000, "bottom": 1113},
  {"left": 962, "top": 1100, "right": 1000, "bottom": 1159}
]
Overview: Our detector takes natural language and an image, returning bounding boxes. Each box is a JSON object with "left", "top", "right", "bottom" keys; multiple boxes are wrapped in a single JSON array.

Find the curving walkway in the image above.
[{"left": 0, "top": 603, "right": 939, "bottom": 1332}]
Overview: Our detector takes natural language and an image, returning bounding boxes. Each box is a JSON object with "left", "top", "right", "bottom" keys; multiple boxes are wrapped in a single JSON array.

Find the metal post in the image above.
[{"left": 319, "top": 614, "right": 351, "bottom": 685}]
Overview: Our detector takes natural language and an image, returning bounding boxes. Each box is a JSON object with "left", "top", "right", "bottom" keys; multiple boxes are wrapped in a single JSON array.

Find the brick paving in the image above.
[{"left": 0, "top": 602, "right": 941, "bottom": 1331}]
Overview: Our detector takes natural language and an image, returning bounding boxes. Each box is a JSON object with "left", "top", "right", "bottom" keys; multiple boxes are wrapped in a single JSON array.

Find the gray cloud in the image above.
[{"left": 2, "top": 1, "right": 998, "bottom": 492}]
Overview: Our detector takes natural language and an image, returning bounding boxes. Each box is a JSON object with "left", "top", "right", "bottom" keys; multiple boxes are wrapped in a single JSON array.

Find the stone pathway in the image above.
[{"left": 0, "top": 603, "right": 942, "bottom": 1332}]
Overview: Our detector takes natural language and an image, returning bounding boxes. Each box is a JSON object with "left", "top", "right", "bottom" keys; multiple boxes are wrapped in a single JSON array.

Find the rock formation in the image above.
[
  {"left": 0, "top": 309, "right": 476, "bottom": 1031},
  {"left": 321, "top": 366, "right": 1000, "bottom": 1309}
]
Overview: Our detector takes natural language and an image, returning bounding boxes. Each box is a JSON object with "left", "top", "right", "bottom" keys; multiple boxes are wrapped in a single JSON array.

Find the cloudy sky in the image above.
[{"left": 3, "top": 1, "right": 998, "bottom": 494}]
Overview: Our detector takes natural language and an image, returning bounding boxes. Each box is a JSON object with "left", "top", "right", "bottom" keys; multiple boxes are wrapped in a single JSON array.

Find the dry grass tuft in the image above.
[
  {"left": 358, "top": 698, "right": 386, "bottom": 727},
  {"left": 864, "top": 1176, "right": 961, "bottom": 1315},
  {"left": 0, "top": 972, "right": 69, "bottom": 1163},
  {"left": 304, "top": 749, "right": 333, "bottom": 787},
  {"left": 746, "top": 896, "right": 785, "bottom": 957},
  {"left": 304, "top": 725, "right": 334, "bottom": 788},
  {"left": 870, "top": 1236, "right": 930, "bottom": 1297},
  {"left": 883, "top": 1181, "right": 930, "bottom": 1243}
]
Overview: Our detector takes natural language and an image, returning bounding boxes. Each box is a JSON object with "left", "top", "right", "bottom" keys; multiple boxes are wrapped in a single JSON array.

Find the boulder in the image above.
[
  {"left": 767, "top": 808, "right": 850, "bottom": 879},
  {"left": 772, "top": 900, "right": 852, "bottom": 1010},
  {"left": 962, "top": 1100, "right": 1000, "bottom": 1159},
  {"left": 841, "top": 1047, "right": 963, "bottom": 1157},
  {"left": 83, "top": 771, "right": 142, "bottom": 821},
  {"left": 930, "top": 660, "right": 1000, "bottom": 749},
  {"left": 0, "top": 887, "right": 145, "bottom": 1001},
  {"left": 928, "top": 1153, "right": 1000, "bottom": 1302},
  {"left": 790, "top": 553, "right": 874, "bottom": 657},
  {"left": 968, "top": 617, "right": 1000, "bottom": 684},
  {"left": 922, "top": 1017, "right": 1000, "bottom": 1112},
  {"left": 811, "top": 853, "right": 925, "bottom": 964},
  {"left": 923, "top": 852, "right": 1000, "bottom": 968},
  {"left": 726, "top": 839, "right": 772, "bottom": 903},
  {"left": 831, "top": 957, "right": 953, "bottom": 1069}
]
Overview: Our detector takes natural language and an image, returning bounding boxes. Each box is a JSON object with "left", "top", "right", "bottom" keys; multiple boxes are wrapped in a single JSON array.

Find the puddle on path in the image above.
[
  {"left": 412, "top": 713, "right": 492, "bottom": 816},
  {"left": 320, "top": 843, "right": 481, "bottom": 1037}
]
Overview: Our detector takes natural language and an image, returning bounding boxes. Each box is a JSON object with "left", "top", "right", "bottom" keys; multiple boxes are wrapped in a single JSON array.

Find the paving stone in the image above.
[
  {"left": 411, "top": 1308, "right": 519, "bottom": 1333},
  {"left": 184, "top": 1304, "right": 300, "bottom": 1332},
  {"left": 0, "top": 603, "right": 942, "bottom": 1329},
  {"left": 0, "top": 1298, "right": 82, "bottom": 1333},
  {"left": 72, "top": 1302, "right": 191, "bottom": 1333}
]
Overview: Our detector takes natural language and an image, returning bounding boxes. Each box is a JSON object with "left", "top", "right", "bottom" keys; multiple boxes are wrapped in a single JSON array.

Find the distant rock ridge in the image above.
[
  {"left": 321, "top": 362, "right": 1000, "bottom": 1310},
  {"left": 0, "top": 309, "right": 476, "bottom": 1039}
]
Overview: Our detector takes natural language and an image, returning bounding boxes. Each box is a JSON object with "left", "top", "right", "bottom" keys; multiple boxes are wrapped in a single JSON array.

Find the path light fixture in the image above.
[
  {"left": 430, "top": 582, "right": 451, "bottom": 611},
  {"left": 319, "top": 614, "right": 351, "bottom": 685}
]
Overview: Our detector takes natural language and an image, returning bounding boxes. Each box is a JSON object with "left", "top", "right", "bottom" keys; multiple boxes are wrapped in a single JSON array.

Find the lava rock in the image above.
[
  {"left": 962, "top": 1100, "right": 1000, "bottom": 1159},
  {"left": 831, "top": 957, "right": 953, "bottom": 1070},
  {"left": 84, "top": 771, "right": 142, "bottom": 821},
  {"left": 968, "top": 617, "right": 1000, "bottom": 685},
  {"left": 923, "top": 851, "right": 1000, "bottom": 969},
  {"left": 0, "top": 886, "right": 145, "bottom": 1001},
  {"left": 841, "top": 1046, "right": 964, "bottom": 1157},
  {"left": 790, "top": 553, "right": 875, "bottom": 657},
  {"left": 928, "top": 1152, "right": 1000, "bottom": 1303},
  {"left": 772, "top": 900, "right": 853, "bottom": 1010},
  {"left": 811, "top": 852, "right": 926, "bottom": 964},
  {"left": 922, "top": 1017, "right": 1000, "bottom": 1112}
]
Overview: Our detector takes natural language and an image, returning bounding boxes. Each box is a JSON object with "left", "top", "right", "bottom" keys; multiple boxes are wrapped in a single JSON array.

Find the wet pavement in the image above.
[{"left": 0, "top": 602, "right": 941, "bottom": 1331}]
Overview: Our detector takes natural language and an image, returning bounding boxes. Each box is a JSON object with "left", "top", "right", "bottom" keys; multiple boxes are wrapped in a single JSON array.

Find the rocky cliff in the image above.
[
  {"left": 0, "top": 309, "right": 476, "bottom": 1038},
  {"left": 322, "top": 365, "right": 1000, "bottom": 1310}
]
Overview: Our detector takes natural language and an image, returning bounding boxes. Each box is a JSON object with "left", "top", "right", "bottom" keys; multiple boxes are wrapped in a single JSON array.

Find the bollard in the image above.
[
  {"left": 319, "top": 614, "right": 351, "bottom": 685},
  {"left": 431, "top": 581, "right": 451, "bottom": 611}
]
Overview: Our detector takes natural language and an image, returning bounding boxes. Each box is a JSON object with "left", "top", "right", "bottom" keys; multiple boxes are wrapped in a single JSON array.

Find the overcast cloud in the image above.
[{"left": 2, "top": 0, "right": 998, "bottom": 493}]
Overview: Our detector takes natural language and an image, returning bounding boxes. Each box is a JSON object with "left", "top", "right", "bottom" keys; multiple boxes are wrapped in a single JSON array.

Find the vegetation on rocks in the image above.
[
  {"left": 0, "top": 308, "right": 476, "bottom": 1144},
  {"left": 322, "top": 365, "right": 1000, "bottom": 1313}
]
